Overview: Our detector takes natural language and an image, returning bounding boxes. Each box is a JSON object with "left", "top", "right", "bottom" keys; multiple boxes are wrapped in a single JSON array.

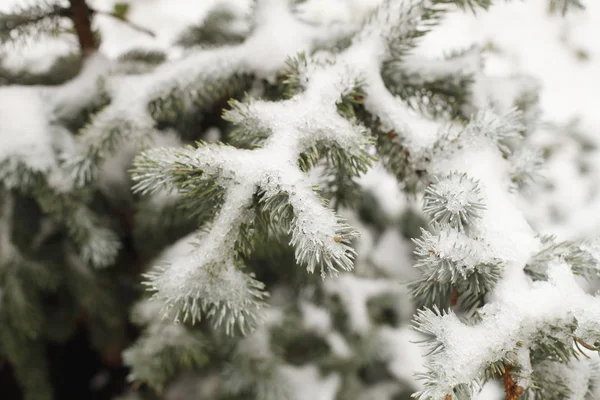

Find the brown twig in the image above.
[
  {"left": 450, "top": 288, "right": 459, "bottom": 306},
  {"left": 68, "top": 0, "right": 155, "bottom": 58},
  {"left": 502, "top": 364, "right": 524, "bottom": 400},
  {"left": 68, "top": 0, "right": 96, "bottom": 56},
  {"left": 92, "top": 9, "right": 156, "bottom": 38}
]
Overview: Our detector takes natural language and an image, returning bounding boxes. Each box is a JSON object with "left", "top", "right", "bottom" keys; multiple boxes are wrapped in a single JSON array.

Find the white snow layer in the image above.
[
  {"left": 0, "top": 86, "right": 55, "bottom": 173},
  {"left": 2, "top": 0, "right": 599, "bottom": 398}
]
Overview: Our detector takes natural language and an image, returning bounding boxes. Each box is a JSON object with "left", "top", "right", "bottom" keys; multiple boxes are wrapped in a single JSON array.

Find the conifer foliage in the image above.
[{"left": 0, "top": 0, "right": 598, "bottom": 399}]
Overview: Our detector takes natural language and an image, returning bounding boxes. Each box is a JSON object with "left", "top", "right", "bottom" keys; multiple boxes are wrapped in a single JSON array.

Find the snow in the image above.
[
  {"left": 126, "top": 1, "right": 600, "bottom": 396},
  {"left": 432, "top": 144, "right": 539, "bottom": 268},
  {"left": 92, "top": 0, "right": 227, "bottom": 58},
  {"left": 358, "top": 164, "right": 407, "bottom": 220},
  {"left": 128, "top": 302, "right": 200, "bottom": 352},
  {"left": 474, "top": 382, "right": 504, "bottom": 400},
  {"left": 135, "top": 0, "right": 463, "bottom": 292},
  {"left": 145, "top": 217, "right": 268, "bottom": 335},
  {"left": 378, "top": 326, "right": 428, "bottom": 389},
  {"left": 299, "top": 301, "right": 352, "bottom": 358},
  {"left": 370, "top": 228, "right": 416, "bottom": 279},
  {"left": 405, "top": 5, "right": 600, "bottom": 392},
  {"left": 0, "top": 85, "right": 77, "bottom": 192},
  {"left": 300, "top": 301, "right": 331, "bottom": 334},
  {"left": 132, "top": 28, "right": 385, "bottom": 278},
  {"left": 323, "top": 273, "right": 402, "bottom": 334},
  {"left": 3, "top": 0, "right": 600, "bottom": 397},
  {"left": 98, "top": 129, "right": 182, "bottom": 200},
  {"left": 74, "top": 0, "right": 372, "bottom": 184},
  {"left": 278, "top": 365, "right": 340, "bottom": 400},
  {"left": 0, "top": 86, "right": 54, "bottom": 174},
  {"left": 236, "top": 307, "right": 284, "bottom": 360},
  {"left": 241, "top": 0, "right": 319, "bottom": 80},
  {"left": 0, "top": 36, "right": 76, "bottom": 73},
  {"left": 360, "top": 55, "right": 441, "bottom": 151},
  {"left": 50, "top": 52, "right": 111, "bottom": 120},
  {"left": 416, "top": 0, "right": 600, "bottom": 131},
  {"left": 295, "top": 0, "right": 381, "bottom": 25},
  {"left": 418, "top": 261, "right": 600, "bottom": 396}
]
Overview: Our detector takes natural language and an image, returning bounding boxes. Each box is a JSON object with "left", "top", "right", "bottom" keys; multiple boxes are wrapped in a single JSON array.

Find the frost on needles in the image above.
[
  {"left": 127, "top": 0, "right": 600, "bottom": 398},
  {"left": 128, "top": 0, "right": 438, "bottom": 333},
  {"left": 1, "top": 0, "right": 599, "bottom": 399}
]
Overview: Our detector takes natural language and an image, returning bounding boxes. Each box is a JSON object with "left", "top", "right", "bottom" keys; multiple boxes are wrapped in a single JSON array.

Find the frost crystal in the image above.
[{"left": 423, "top": 172, "right": 486, "bottom": 231}]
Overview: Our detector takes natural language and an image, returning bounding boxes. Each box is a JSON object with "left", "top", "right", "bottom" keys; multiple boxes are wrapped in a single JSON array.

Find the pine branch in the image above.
[
  {"left": 0, "top": 1, "right": 69, "bottom": 48},
  {"left": 548, "top": 0, "right": 585, "bottom": 15},
  {"left": 422, "top": 172, "right": 486, "bottom": 231},
  {"left": 123, "top": 301, "right": 208, "bottom": 392},
  {"left": 125, "top": 0, "right": 521, "bottom": 340}
]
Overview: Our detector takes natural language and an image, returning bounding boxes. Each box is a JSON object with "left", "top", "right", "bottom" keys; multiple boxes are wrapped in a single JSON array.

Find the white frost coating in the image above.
[
  {"left": 326, "top": 331, "right": 352, "bottom": 359},
  {"left": 140, "top": 140, "right": 359, "bottom": 277},
  {"left": 417, "top": 260, "right": 600, "bottom": 396},
  {"left": 415, "top": 228, "right": 502, "bottom": 276},
  {"left": 0, "top": 54, "right": 122, "bottom": 191},
  {"left": 0, "top": 89, "right": 73, "bottom": 190},
  {"left": 431, "top": 144, "right": 538, "bottom": 274},
  {"left": 145, "top": 252, "right": 267, "bottom": 335},
  {"left": 145, "top": 188, "right": 269, "bottom": 335},
  {"left": 134, "top": 0, "right": 455, "bottom": 307},
  {"left": 549, "top": 357, "right": 600, "bottom": 400},
  {"left": 154, "top": 232, "right": 198, "bottom": 263},
  {"left": 49, "top": 53, "right": 112, "bottom": 121},
  {"left": 277, "top": 365, "right": 340, "bottom": 400},
  {"left": 68, "top": 47, "right": 244, "bottom": 187},
  {"left": 0, "top": 35, "right": 75, "bottom": 74},
  {"left": 364, "top": 63, "right": 440, "bottom": 150},
  {"left": 343, "top": 211, "right": 376, "bottom": 267},
  {"left": 77, "top": 0, "right": 453, "bottom": 187},
  {"left": 413, "top": 118, "right": 541, "bottom": 397},
  {"left": 0, "top": 66, "right": 123, "bottom": 268},
  {"left": 349, "top": 0, "right": 442, "bottom": 150},
  {"left": 73, "top": 0, "right": 356, "bottom": 182},
  {"left": 413, "top": 61, "right": 600, "bottom": 395}
]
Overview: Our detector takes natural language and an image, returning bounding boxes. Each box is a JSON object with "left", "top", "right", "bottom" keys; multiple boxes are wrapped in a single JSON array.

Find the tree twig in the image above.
[
  {"left": 91, "top": 9, "right": 156, "bottom": 38},
  {"left": 450, "top": 288, "right": 459, "bottom": 306},
  {"left": 68, "top": 0, "right": 96, "bottom": 56},
  {"left": 502, "top": 364, "right": 524, "bottom": 400}
]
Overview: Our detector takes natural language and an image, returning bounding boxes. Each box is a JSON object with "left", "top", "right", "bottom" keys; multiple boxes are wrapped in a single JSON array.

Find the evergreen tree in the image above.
[{"left": 0, "top": 1, "right": 597, "bottom": 400}]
